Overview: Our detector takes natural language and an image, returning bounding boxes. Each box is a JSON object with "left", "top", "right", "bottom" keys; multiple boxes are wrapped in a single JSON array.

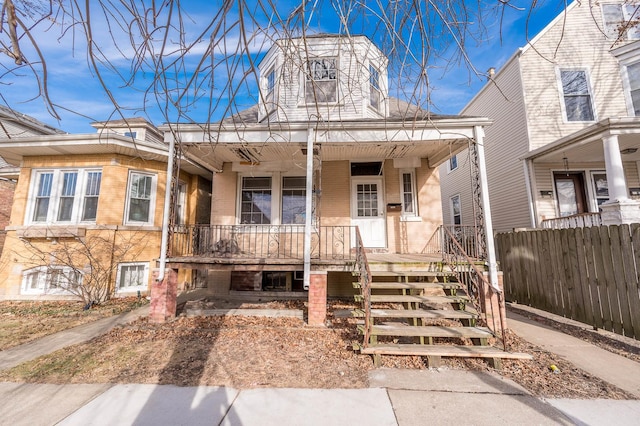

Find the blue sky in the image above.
[{"left": 0, "top": 0, "right": 568, "bottom": 133}]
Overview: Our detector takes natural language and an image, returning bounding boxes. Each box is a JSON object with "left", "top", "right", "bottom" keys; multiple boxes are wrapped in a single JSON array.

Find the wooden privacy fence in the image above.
[{"left": 496, "top": 225, "right": 640, "bottom": 340}]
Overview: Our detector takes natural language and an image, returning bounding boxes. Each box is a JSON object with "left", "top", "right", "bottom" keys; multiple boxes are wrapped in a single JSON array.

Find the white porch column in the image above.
[
  {"left": 601, "top": 134, "right": 640, "bottom": 225},
  {"left": 303, "top": 126, "right": 315, "bottom": 290},
  {"left": 602, "top": 134, "right": 628, "bottom": 202},
  {"left": 474, "top": 126, "right": 500, "bottom": 293}
]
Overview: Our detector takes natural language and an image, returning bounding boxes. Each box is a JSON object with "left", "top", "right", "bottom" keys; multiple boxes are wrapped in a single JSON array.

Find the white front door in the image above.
[{"left": 351, "top": 177, "right": 386, "bottom": 247}]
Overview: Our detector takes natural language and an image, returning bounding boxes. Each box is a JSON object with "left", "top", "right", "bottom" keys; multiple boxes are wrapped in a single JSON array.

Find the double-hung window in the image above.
[
  {"left": 239, "top": 175, "right": 308, "bottom": 225},
  {"left": 400, "top": 170, "right": 418, "bottom": 217},
  {"left": 559, "top": 69, "right": 595, "bottom": 122},
  {"left": 240, "top": 177, "right": 272, "bottom": 224},
  {"left": 29, "top": 169, "right": 102, "bottom": 224},
  {"left": 306, "top": 58, "right": 337, "bottom": 103},
  {"left": 625, "top": 62, "right": 640, "bottom": 116},
  {"left": 603, "top": 3, "right": 640, "bottom": 41},
  {"left": 117, "top": 262, "right": 149, "bottom": 292},
  {"left": 369, "top": 64, "right": 381, "bottom": 110},
  {"left": 450, "top": 195, "right": 462, "bottom": 225},
  {"left": 125, "top": 172, "right": 157, "bottom": 225}
]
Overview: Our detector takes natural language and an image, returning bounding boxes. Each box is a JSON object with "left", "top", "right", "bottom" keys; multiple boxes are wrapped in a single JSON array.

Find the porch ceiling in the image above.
[
  {"left": 524, "top": 117, "right": 640, "bottom": 164},
  {"left": 175, "top": 118, "right": 488, "bottom": 171}
]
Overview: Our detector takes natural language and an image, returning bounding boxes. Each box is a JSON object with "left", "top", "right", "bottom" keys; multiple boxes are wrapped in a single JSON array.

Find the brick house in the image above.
[{"left": 0, "top": 117, "right": 213, "bottom": 299}]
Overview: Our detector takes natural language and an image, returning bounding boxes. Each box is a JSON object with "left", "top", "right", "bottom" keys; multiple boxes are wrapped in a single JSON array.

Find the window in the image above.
[
  {"left": 174, "top": 182, "right": 187, "bottom": 225},
  {"left": 126, "top": 172, "right": 157, "bottom": 225},
  {"left": 625, "top": 62, "right": 640, "bottom": 115},
  {"left": 559, "top": 69, "right": 595, "bottom": 122},
  {"left": 400, "top": 170, "right": 417, "bottom": 216},
  {"left": 603, "top": 3, "right": 640, "bottom": 40},
  {"left": 450, "top": 195, "right": 461, "bottom": 225},
  {"left": 448, "top": 155, "right": 458, "bottom": 172},
  {"left": 240, "top": 177, "right": 272, "bottom": 224},
  {"left": 117, "top": 263, "right": 149, "bottom": 291},
  {"left": 281, "top": 177, "right": 306, "bottom": 224},
  {"left": 591, "top": 172, "right": 610, "bottom": 208},
  {"left": 369, "top": 64, "right": 381, "bottom": 110},
  {"left": 266, "top": 68, "right": 276, "bottom": 103},
  {"left": 306, "top": 58, "right": 337, "bottom": 103},
  {"left": 22, "top": 266, "right": 82, "bottom": 295},
  {"left": 124, "top": 131, "right": 137, "bottom": 138},
  {"left": 28, "top": 169, "right": 102, "bottom": 224}
]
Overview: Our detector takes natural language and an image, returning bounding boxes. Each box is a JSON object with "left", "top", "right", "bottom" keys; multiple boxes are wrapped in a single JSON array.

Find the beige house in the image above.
[
  {"left": 163, "top": 35, "right": 492, "bottom": 299},
  {"left": 440, "top": 0, "right": 640, "bottom": 232},
  {"left": 0, "top": 118, "right": 212, "bottom": 300}
]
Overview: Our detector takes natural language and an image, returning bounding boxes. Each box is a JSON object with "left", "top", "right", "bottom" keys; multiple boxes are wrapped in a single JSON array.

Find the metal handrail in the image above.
[
  {"left": 354, "top": 227, "right": 372, "bottom": 348},
  {"left": 439, "top": 225, "right": 508, "bottom": 351}
]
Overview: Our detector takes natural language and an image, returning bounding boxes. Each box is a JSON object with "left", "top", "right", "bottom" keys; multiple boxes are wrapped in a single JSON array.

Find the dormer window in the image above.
[
  {"left": 369, "top": 65, "right": 381, "bottom": 110},
  {"left": 266, "top": 68, "right": 276, "bottom": 103},
  {"left": 306, "top": 58, "right": 337, "bottom": 103},
  {"left": 124, "top": 131, "right": 137, "bottom": 138}
]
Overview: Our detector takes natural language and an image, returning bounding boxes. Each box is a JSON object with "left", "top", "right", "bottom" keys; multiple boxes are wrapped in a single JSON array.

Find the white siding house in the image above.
[{"left": 440, "top": 0, "right": 640, "bottom": 231}]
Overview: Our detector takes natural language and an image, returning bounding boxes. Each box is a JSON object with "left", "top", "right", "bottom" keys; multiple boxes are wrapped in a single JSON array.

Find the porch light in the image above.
[
  {"left": 562, "top": 156, "right": 569, "bottom": 176},
  {"left": 621, "top": 148, "right": 638, "bottom": 155}
]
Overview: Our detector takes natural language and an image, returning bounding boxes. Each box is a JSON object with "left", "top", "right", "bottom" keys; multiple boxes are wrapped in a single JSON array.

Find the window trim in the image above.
[
  {"left": 116, "top": 262, "right": 149, "bottom": 292},
  {"left": 26, "top": 168, "right": 103, "bottom": 225},
  {"left": 556, "top": 67, "right": 597, "bottom": 123},
  {"left": 450, "top": 194, "right": 462, "bottom": 225},
  {"left": 447, "top": 155, "right": 458, "bottom": 173},
  {"left": 399, "top": 169, "right": 418, "bottom": 218},
  {"left": 21, "top": 266, "right": 82, "bottom": 295},
  {"left": 124, "top": 171, "right": 158, "bottom": 226},
  {"left": 236, "top": 173, "right": 309, "bottom": 226},
  {"left": 620, "top": 59, "right": 640, "bottom": 116},
  {"left": 305, "top": 57, "right": 338, "bottom": 105}
]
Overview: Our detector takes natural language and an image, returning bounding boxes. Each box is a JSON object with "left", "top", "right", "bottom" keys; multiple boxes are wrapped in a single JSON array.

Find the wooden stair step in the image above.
[
  {"left": 352, "top": 282, "right": 460, "bottom": 290},
  {"left": 367, "top": 295, "right": 468, "bottom": 304},
  {"left": 367, "top": 271, "right": 455, "bottom": 278},
  {"left": 360, "top": 344, "right": 533, "bottom": 360},
  {"left": 366, "top": 325, "right": 493, "bottom": 338},
  {"left": 353, "top": 308, "right": 476, "bottom": 320}
]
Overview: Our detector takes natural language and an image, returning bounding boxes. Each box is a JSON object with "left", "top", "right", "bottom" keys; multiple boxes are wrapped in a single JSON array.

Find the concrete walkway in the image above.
[
  {"left": 0, "top": 305, "right": 149, "bottom": 370},
  {"left": 507, "top": 308, "right": 640, "bottom": 398}
]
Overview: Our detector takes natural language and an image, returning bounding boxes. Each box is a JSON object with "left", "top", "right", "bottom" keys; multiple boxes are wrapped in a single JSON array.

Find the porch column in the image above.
[
  {"left": 303, "top": 127, "right": 315, "bottom": 290},
  {"left": 474, "top": 126, "right": 500, "bottom": 293},
  {"left": 600, "top": 135, "right": 640, "bottom": 225},
  {"left": 150, "top": 268, "right": 178, "bottom": 323},
  {"left": 308, "top": 271, "right": 327, "bottom": 326}
]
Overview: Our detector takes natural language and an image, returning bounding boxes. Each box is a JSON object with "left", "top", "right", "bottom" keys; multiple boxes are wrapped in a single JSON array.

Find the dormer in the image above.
[
  {"left": 90, "top": 117, "right": 163, "bottom": 144},
  {"left": 257, "top": 35, "right": 389, "bottom": 122}
]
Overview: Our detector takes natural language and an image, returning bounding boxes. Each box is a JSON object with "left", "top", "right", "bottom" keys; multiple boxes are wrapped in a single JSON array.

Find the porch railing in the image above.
[
  {"left": 170, "top": 224, "right": 355, "bottom": 260},
  {"left": 540, "top": 212, "right": 602, "bottom": 229},
  {"left": 430, "top": 225, "right": 507, "bottom": 349},
  {"left": 423, "top": 225, "right": 484, "bottom": 260},
  {"left": 354, "top": 227, "right": 372, "bottom": 348}
]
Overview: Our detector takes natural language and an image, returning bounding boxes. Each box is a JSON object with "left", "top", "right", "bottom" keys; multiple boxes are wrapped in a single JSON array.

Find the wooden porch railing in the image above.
[
  {"left": 170, "top": 224, "right": 355, "bottom": 260},
  {"left": 540, "top": 212, "right": 602, "bottom": 229},
  {"left": 423, "top": 225, "right": 484, "bottom": 259}
]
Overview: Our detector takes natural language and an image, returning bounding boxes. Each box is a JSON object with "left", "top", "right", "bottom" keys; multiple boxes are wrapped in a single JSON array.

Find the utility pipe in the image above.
[{"left": 157, "top": 135, "right": 176, "bottom": 282}]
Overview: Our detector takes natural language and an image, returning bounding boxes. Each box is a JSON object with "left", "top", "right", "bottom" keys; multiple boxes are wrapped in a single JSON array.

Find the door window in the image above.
[
  {"left": 356, "top": 183, "right": 379, "bottom": 217},
  {"left": 554, "top": 172, "right": 587, "bottom": 217}
]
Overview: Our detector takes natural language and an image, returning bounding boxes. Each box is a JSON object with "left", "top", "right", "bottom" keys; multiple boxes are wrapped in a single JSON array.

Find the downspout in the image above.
[
  {"left": 522, "top": 158, "right": 537, "bottom": 228},
  {"left": 303, "top": 126, "right": 315, "bottom": 290},
  {"left": 474, "top": 126, "right": 500, "bottom": 293},
  {"left": 157, "top": 135, "right": 176, "bottom": 282}
]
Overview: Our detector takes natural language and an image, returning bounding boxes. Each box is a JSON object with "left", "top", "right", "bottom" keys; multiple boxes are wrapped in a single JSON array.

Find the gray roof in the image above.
[{"left": 0, "top": 105, "right": 66, "bottom": 137}]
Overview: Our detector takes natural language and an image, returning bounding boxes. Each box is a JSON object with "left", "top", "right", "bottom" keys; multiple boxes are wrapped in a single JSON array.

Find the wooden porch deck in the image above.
[{"left": 165, "top": 252, "right": 445, "bottom": 272}]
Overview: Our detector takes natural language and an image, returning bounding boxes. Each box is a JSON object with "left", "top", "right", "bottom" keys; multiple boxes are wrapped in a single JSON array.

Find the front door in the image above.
[
  {"left": 554, "top": 172, "right": 587, "bottom": 217},
  {"left": 351, "top": 177, "right": 386, "bottom": 247}
]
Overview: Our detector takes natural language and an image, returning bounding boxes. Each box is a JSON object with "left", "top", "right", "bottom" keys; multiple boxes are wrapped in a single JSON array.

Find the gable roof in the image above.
[{"left": 0, "top": 106, "right": 66, "bottom": 137}]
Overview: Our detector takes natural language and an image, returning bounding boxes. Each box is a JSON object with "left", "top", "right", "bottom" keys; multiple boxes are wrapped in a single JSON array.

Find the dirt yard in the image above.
[
  {"left": 0, "top": 299, "right": 637, "bottom": 399},
  {"left": 0, "top": 298, "right": 148, "bottom": 351}
]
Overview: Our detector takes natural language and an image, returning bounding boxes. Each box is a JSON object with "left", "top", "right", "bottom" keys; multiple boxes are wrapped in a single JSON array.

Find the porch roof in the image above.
[
  {"left": 163, "top": 114, "right": 491, "bottom": 172},
  {"left": 521, "top": 117, "right": 640, "bottom": 163}
]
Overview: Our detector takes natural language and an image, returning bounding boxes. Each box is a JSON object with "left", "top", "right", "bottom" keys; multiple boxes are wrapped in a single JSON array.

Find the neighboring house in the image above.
[
  {"left": 440, "top": 1, "right": 640, "bottom": 232},
  {"left": 0, "top": 106, "right": 66, "bottom": 257},
  {"left": 0, "top": 117, "right": 212, "bottom": 299},
  {"left": 163, "top": 34, "right": 491, "bottom": 299}
]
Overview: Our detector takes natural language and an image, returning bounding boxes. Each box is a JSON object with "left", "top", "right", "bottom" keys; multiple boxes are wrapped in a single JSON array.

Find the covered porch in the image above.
[{"left": 523, "top": 117, "right": 640, "bottom": 229}]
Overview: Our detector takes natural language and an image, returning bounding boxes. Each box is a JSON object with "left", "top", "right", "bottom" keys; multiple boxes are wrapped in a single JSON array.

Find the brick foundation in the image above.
[
  {"left": 308, "top": 272, "right": 327, "bottom": 327},
  {"left": 149, "top": 269, "right": 178, "bottom": 323}
]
